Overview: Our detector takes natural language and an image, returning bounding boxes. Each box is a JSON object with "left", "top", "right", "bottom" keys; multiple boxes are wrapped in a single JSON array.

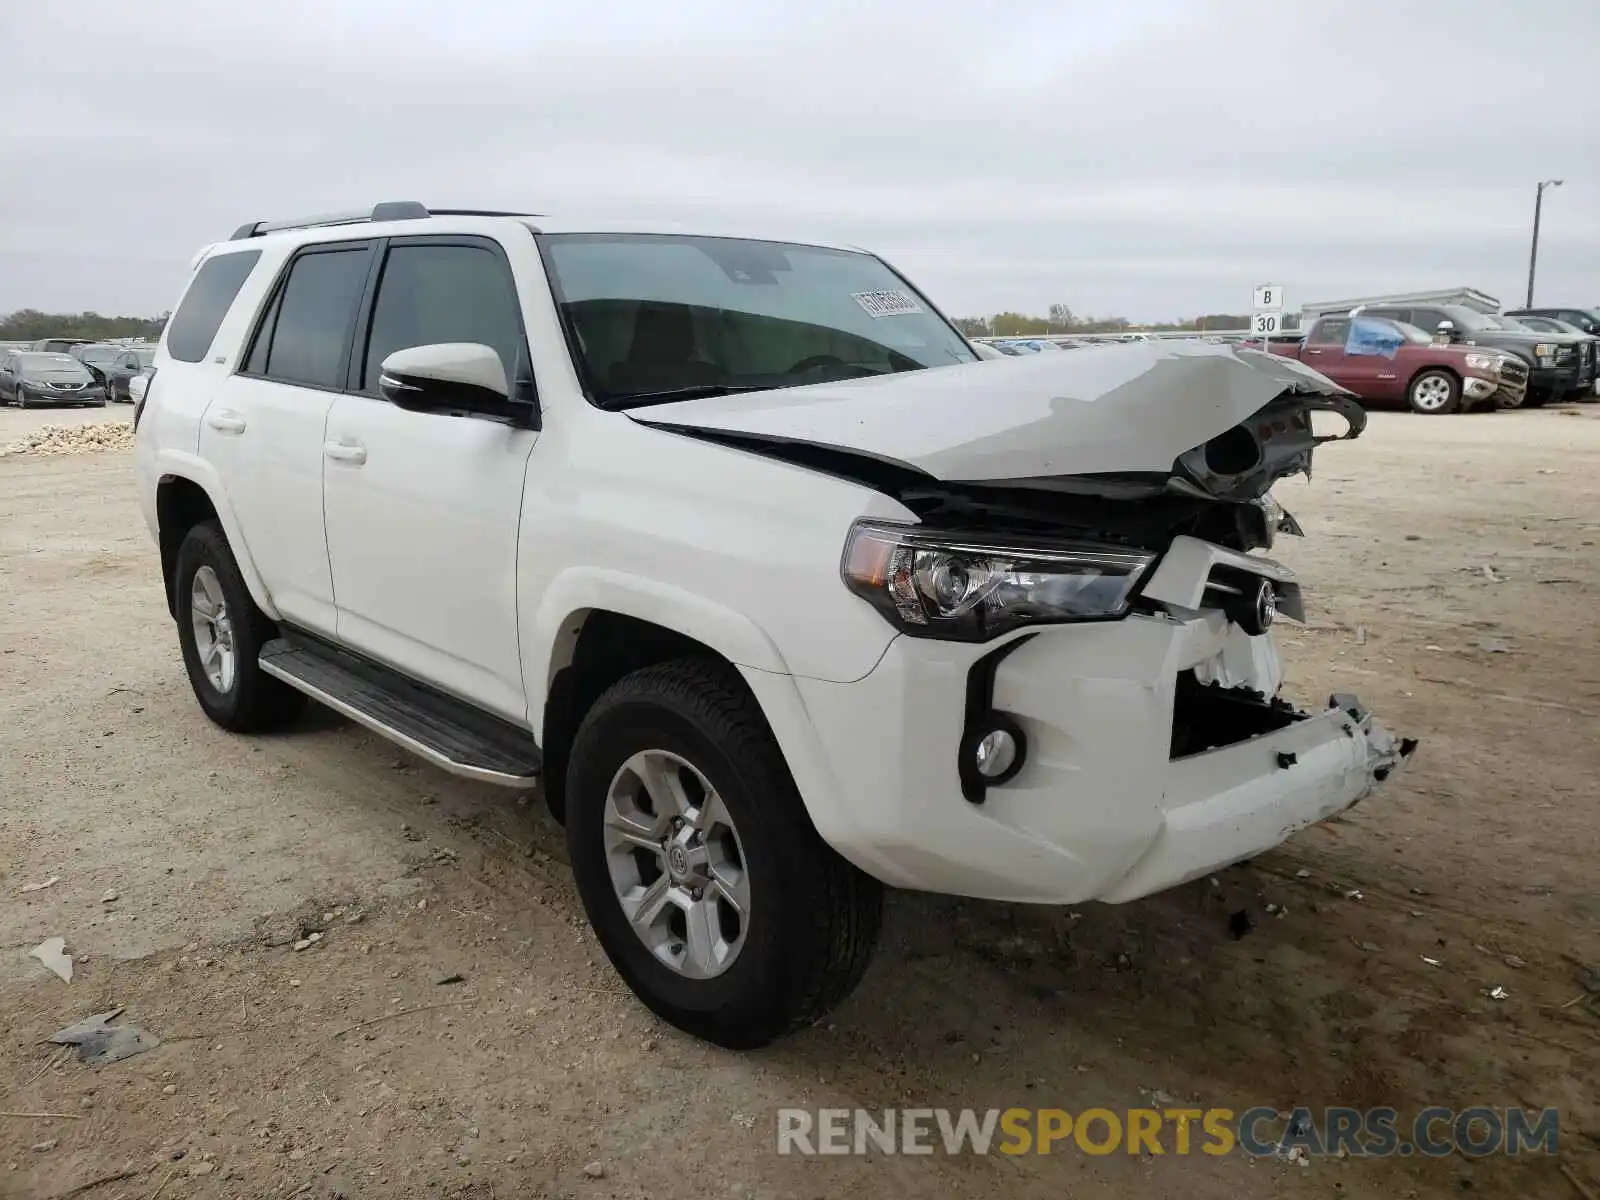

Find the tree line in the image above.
[
  {"left": 1, "top": 303, "right": 1288, "bottom": 346},
  {"left": 954, "top": 304, "right": 1266, "bottom": 337},
  {"left": 0, "top": 310, "right": 167, "bottom": 342}
]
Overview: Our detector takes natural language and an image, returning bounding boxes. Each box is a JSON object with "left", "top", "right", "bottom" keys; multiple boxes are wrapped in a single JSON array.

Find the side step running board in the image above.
[{"left": 259, "top": 636, "right": 541, "bottom": 787}]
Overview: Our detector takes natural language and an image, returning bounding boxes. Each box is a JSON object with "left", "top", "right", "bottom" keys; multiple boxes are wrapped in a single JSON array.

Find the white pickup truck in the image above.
[{"left": 135, "top": 202, "right": 1411, "bottom": 1048}]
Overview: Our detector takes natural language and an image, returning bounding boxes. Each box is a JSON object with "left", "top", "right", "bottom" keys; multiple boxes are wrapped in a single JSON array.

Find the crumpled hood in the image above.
[{"left": 631, "top": 341, "right": 1364, "bottom": 501}]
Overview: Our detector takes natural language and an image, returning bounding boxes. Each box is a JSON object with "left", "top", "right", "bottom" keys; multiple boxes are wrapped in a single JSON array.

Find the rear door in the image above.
[
  {"left": 1299, "top": 317, "right": 1350, "bottom": 381},
  {"left": 321, "top": 235, "right": 537, "bottom": 720},
  {"left": 200, "top": 241, "right": 376, "bottom": 635}
]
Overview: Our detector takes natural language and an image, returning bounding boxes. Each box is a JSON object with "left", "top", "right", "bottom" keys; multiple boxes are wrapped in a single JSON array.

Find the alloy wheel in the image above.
[
  {"left": 189, "top": 565, "right": 237, "bottom": 693},
  {"left": 602, "top": 749, "right": 750, "bottom": 979},
  {"left": 1412, "top": 376, "right": 1453, "bottom": 412}
]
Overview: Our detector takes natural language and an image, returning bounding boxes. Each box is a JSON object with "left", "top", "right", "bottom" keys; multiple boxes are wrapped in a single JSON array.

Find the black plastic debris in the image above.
[{"left": 48, "top": 1008, "right": 161, "bottom": 1066}]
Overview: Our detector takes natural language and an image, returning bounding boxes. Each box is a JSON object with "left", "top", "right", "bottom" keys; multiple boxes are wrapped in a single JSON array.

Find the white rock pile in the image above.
[{"left": 1, "top": 421, "right": 135, "bottom": 458}]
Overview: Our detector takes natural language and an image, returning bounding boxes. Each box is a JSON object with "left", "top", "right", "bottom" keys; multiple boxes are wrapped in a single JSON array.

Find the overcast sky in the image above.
[{"left": 2, "top": 0, "right": 1596, "bottom": 322}]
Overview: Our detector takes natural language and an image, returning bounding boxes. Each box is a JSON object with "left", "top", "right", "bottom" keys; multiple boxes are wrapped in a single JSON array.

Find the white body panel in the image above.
[
  {"left": 136, "top": 211, "right": 1404, "bottom": 910},
  {"left": 199, "top": 376, "right": 338, "bottom": 634},
  {"left": 322, "top": 394, "right": 537, "bottom": 721}
]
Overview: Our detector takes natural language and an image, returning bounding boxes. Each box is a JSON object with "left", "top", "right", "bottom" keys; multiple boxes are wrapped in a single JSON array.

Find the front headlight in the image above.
[
  {"left": 841, "top": 521, "right": 1155, "bottom": 642},
  {"left": 1464, "top": 353, "right": 1498, "bottom": 372}
]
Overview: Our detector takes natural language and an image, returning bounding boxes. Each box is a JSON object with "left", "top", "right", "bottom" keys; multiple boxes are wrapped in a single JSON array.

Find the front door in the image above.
[{"left": 321, "top": 236, "right": 536, "bottom": 722}]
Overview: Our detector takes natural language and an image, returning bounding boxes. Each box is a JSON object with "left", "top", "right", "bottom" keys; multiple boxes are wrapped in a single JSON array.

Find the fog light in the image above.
[
  {"left": 974, "top": 729, "right": 1017, "bottom": 779},
  {"left": 961, "top": 714, "right": 1027, "bottom": 798}
]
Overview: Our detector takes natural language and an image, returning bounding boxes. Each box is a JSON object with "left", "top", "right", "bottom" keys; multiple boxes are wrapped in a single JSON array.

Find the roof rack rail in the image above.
[{"left": 228, "top": 203, "right": 542, "bottom": 240}]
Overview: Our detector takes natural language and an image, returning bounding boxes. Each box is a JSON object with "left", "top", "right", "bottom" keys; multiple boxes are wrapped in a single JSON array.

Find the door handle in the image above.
[
  {"left": 1305, "top": 348, "right": 1323, "bottom": 354},
  {"left": 323, "top": 440, "right": 367, "bottom": 465},
  {"left": 206, "top": 410, "right": 246, "bottom": 434}
]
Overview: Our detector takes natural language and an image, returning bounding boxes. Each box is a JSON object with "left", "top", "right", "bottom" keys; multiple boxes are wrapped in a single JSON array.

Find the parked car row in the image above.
[
  {"left": 1267, "top": 316, "right": 1530, "bottom": 414},
  {"left": 1350, "top": 304, "right": 1596, "bottom": 409},
  {"left": 1232, "top": 304, "right": 1597, "bottom": 416}
]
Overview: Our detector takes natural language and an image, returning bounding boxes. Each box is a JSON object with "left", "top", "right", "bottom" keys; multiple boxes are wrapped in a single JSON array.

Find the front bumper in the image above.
[
  {"left": 774, "top": 606, "right": 1408, "bottom": 905},
  {"left": 1463, "top": 375, "right": 1522, "bottom": 409},
  {"left": 21, "top": 386, "right": 106, "bottom": 405},
  {"left": 1530, "top": 364, "right": 1580, "bottom": 394}
]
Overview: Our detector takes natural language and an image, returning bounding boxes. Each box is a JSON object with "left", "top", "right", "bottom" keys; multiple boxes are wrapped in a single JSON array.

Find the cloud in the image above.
[{"left": 1, "top": 0, "right": 1595, "bottom": 319}]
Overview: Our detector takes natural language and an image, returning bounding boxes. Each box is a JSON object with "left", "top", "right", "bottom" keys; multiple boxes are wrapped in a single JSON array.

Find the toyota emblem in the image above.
[{"left": 1253, "top": 580, "right": 1277, "bottom": 633}]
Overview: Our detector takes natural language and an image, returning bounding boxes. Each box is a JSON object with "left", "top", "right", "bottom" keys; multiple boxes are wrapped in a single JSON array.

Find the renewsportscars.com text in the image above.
[{"left": 776, "top": 1106, "right": 1559, "bottom": 1158}]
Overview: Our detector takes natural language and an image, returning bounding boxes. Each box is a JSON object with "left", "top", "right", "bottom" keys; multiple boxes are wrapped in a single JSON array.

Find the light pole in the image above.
[{"left": 1526, "top": 178, "right": 1563, "bottom": 307}]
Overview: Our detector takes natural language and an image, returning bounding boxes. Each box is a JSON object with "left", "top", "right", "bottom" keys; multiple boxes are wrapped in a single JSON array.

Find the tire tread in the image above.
[{"left": 174, "top": 520, "right": 304, "bottom": 732}]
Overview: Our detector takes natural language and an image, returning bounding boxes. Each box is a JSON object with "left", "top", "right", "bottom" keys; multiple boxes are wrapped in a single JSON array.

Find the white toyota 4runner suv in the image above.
[{"left": 136, "top": 202, "right": 1412, "bottom": 1048}]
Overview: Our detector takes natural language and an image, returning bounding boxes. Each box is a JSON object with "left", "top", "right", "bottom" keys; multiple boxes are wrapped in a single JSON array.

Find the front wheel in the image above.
[
  {"left": 565, "top": 659, "right": 883, "bottom": 1049},
  {"left": 1407, "top": 370, "right": 1460, "bottom": 415},
  {"left": 173, "top": 520, "right": 305, "bottom": 732}
]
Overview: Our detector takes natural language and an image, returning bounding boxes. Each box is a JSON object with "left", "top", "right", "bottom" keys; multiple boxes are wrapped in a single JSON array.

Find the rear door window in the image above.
[
  {"left": 1310, "top": 318, "right": 1349, "bottom": 345},
  {"left": 166, "top": 250, "right": 262, "bottom": 363},
  {"left": 250, "top": 245, "right": 374, "bottom": 390}
]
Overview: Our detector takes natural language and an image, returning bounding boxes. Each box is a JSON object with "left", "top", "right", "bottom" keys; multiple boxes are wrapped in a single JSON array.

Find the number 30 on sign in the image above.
[{"left": 1253, "top": 312, "right": 1282, "bottom": 335}]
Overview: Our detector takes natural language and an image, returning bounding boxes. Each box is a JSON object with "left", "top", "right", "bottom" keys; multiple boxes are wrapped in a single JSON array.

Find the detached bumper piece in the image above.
[{"left": 1096, "top": 685, "right": 1416, "bottom": 904}]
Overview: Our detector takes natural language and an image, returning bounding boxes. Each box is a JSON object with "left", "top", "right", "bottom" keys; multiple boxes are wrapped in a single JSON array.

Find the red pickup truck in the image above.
[{"left": 1263, "top": 315, "right": 1528, "bottom": 414}]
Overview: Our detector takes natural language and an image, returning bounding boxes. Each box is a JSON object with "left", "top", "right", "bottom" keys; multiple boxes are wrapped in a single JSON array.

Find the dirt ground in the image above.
[{"left": 3, "top": 404, "right": 1598, "bottom": 1200}]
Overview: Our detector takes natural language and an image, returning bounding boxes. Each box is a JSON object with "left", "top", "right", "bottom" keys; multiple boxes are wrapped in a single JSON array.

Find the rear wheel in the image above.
[
  {"left": 565, "top": 659, "right": 882, "bottom": 1048},
  {"left": 1407, "top": 370, "right": 1460, "bottom": 415},
  {"left": 173, "top": 520, "right": 305, "bottom": 732},
  {"left": 1523, "top": 388, "right": 1550, "bottom": 409}
]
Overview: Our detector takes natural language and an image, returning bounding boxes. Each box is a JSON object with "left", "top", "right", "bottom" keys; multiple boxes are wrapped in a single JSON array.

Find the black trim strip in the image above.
[{"left": 958, "top": 635, "right": 1035, "bottom": 804}]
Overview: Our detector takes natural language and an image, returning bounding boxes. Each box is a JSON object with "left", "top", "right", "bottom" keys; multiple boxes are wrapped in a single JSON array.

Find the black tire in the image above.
[
  {"left": 1406, "top": 369, "right": 1460, "bottom": 415},
  {"left": 173, "top": 520, "right": 304, "bottom": 732},
  {"left": 1523, "top": 388, "right": 1549, "bottom": 409},
  {"left": 565, "top": 658, "right": 882, "bottom": 1049}
]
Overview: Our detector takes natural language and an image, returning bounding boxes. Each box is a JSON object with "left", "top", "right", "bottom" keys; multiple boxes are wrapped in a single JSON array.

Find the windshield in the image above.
[
  {"left": 1475, "top": 314, "right": 1525, "bottom": 332},
  {"left": 75, "top": 345, "right": 118, "bottom": 366},
  {"left": 17, "top": 353, "right": 91, "bottom": 377},
  {"left": 1436, "top": 308, "right": 1490, "bottom": 332},
  {"left": 135, "top": 348, "right": 156, "bottom": 367},
  {"left": 537, "top": 233, "right": 976, "bottom": 408}
]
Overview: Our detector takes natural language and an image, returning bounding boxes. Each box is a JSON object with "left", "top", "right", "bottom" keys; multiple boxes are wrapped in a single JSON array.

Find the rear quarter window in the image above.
[{"left": 166, "top": 250, "right": 263, "bottom": 363}]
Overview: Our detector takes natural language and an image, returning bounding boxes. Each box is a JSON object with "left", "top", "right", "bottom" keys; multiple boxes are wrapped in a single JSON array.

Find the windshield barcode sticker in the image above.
[{"left": 851, "top": 289, "right": 923, "bottom": 318}]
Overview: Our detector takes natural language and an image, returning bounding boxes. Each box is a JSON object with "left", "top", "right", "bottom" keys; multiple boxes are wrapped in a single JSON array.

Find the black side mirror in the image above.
[{"left": 378, "top": 343, "right": 533, "bottom": 424}]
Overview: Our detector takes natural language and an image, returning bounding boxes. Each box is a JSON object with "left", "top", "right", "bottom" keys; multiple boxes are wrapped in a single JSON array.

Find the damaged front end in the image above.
[{"left": 631, "top": 342, "right": 1414, "bottom": 902}]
